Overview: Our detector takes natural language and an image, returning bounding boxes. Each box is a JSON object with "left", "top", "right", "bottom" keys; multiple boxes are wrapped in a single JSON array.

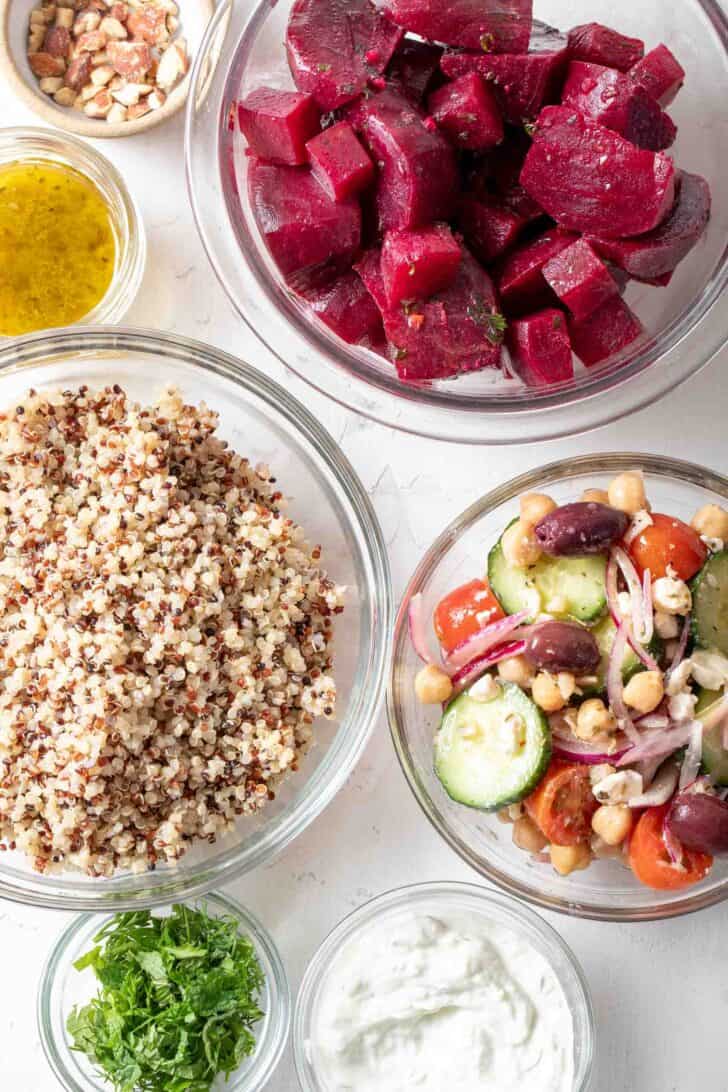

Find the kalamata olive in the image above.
[
  {"left": 666, "top": 793, "right": 728, "bottom": 856},
  {"left": 524, "top": 620, "right": 601, "bottom": 674},
  {"left": 535, "top": 502, "right": 630, "bottom": 556}
]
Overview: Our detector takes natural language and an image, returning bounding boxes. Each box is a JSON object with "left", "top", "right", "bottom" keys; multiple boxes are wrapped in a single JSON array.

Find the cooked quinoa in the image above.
[{"left": 0, "top": 384, "right": 343, "bottom": 876}]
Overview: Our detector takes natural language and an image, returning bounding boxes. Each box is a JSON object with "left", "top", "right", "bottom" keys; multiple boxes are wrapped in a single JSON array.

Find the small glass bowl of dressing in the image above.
[
  {"left": 0, "top": 127, "right": 145, "bottom": 337},
  {"left": 294, "top": 881, "right": 594, "bottom": 1092}
]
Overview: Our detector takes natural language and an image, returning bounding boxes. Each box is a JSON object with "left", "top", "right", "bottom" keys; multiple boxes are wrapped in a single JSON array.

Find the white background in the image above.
[{"left": 2, "top": 68, "right": 728, "bottom": 1092}]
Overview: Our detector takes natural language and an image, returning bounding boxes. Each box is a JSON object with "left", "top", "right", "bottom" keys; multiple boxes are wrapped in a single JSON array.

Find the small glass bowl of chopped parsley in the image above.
[{"left": 37, "top": 893, "right": 291, "bottom": 1092}]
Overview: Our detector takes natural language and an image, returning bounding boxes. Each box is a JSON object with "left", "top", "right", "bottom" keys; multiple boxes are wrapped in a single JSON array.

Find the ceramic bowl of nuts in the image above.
[{"left": 0, "top": 0, "right": 214, "bottom": 137}]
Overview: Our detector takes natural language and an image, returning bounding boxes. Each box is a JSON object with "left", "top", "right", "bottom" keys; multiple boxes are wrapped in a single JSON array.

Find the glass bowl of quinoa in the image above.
[{"left": 0, "top": 327, "right": 391, "bottom": 909}]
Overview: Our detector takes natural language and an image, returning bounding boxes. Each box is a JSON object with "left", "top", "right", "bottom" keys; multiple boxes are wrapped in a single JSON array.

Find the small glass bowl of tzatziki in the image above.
[{"left": 293, "top": 881, "right": 594, "bottom": 1092}]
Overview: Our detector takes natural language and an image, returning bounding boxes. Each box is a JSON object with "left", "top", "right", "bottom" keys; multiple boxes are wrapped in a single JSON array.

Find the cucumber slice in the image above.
[
  {"left": 434, "top": 681, "right": 551, "bottom": 811},
  {"left": 696, "top": 687, "right": 728, "bottom": 786},
  {"left": 487, "top": 533, "right": 607, "bottom": 624},
  {"left": 692, "top": 550, "right": 728, "bottom": 656}
]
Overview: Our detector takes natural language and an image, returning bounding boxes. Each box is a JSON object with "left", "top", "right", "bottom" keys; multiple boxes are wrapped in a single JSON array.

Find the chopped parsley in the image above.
[
  {"left": 467, "top": 300, "right": 508, "bottom": 345},
  {"left": 67, "top": 904, "right": 265, "bottom": 1092}
]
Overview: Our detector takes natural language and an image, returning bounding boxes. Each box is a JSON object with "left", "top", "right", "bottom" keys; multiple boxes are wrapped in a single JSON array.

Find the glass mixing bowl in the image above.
[
  {"left": 388, "top": 454, "right": 728, "bottom": 921},
  {"left": 38, "top": 892, "right": 290, "bottom": 1092},
  {"left": 0, "top": 327, "right": 391, "bottom": 910},
  {"left": 186, "top": 0, "right": 728, "bottom": 444},
  {"left": 293, "top": 881, "right": 594, "bottom": 1091}
]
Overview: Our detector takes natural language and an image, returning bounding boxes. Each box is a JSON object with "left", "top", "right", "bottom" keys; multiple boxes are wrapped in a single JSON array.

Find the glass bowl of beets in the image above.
[{"left": 186, "top": 0, "right": 728, "bottom": 444}]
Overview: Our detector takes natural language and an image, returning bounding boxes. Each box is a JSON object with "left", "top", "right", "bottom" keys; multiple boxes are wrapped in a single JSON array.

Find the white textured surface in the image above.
[{"left": 2, "top": 79, "right": 728, "bottom": 1092}]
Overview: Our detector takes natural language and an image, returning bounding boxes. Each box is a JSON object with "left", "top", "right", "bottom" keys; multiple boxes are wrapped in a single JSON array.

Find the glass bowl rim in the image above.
[
  {"left": 185, "top": 0, "right": 728, "bottom": 445},
  {"left": 37, "top": 890, "right": 292, "bottom": 1092},
  {"left": 0, "top": 325, "right": 393, "bottom": 910},
  {"left": 0, "top": 126, "right": 147, "bottom": 332},
  {"left": 292, "top": 879, "right": 595, "bottom": 1092},
  {"left": 387, "top": 452, "right": 728, "bottom": 922}
]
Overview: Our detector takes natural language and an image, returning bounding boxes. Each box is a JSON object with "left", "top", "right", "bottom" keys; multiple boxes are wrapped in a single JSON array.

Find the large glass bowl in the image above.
[
  {"left": 186, "top": 0, "right": 728, "bottom": 444},
  {"left": 38, "top": 892, "right": 290, "bottom": 1092},
  {"left": 387, "top": 454, "right": 728, "bottom": 921},
  {"left": 293, "top": 882, "right": 594, "bottom": 1091},
  {"left": 0, "top": 327, "right": 391, "bottom": 910}
]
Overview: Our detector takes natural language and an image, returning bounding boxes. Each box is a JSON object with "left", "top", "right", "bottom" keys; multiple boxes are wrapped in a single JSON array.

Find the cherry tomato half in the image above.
[
  {"left": 628, "top": 513, "right": 707, "bottom": 581},
  {"left": 433, "top": 578, "right": 504, "bottom": 654},
  {"left": 525, "top": 760, "right": 598, "bottom": 846},
  {"left": 629, "top": 805, "right": 713, "bottom": 890}
]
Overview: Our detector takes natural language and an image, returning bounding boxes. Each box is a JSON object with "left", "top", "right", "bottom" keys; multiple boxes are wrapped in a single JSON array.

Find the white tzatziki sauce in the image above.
[{"left": 310, "top": 911, "right": 574, "bottom": 1092}]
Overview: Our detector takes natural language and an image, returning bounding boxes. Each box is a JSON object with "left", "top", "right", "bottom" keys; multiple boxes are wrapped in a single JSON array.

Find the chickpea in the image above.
[
  {"left": 581, "top": 488, "right": 610, "bottom": 505},
  {"left": 556, "top": 672, "right": 576, "bottom": 703},
  {"left": 550, "top": 842, "right": 591, "bottom": 876},
  {"left": 497, "top": 654, "right": 535, "bottom": 688},
  {"left": 591, "top": 804, "right": 633, "bottom": 846},
  {"left": 512, "top": 815, "right": 548, "bottom": 853},
  {"left": 519, "top": 492, "right": 557, "bottom": 527},
  {"left": 622, "top": 670, "right": 664, "bottom": 715},
  {"left": 501, "top": 519, "right": 542, "bottom": 569},
  {"left": 607, "top": 472, "right": 648, "bottom": 516},
  {"left": 415, "top": 664, "right": 453, "bottom": 705},
  {"left": 575, "top": 698, "right": 617, "bottom": 741},
  {"left": 691, "top": 503, "right": 728, "bottom": 542},
  {"left": 532, "top": 672, "right": 568, "bottom": 713}
]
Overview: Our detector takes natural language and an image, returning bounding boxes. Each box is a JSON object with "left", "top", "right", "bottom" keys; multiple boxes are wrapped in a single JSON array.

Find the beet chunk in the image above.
[
  {"left": 477, "top": 130, "right": 546, "bottom": 223},
  {"left": 346, "top": 87, "right": 458, "bottom": 232},
  {"left": 441, "top": 31, "right": 569, "bottom": 123},
  {"left": 428, "top": 73, "right": 504, "bottom": 150},
  {"left": 520, "top": 106, "right": 677, "bottom": 238},
  {"left": 302, "top": 271, "right": 384, "bottom": 345},
  {"left": 629, "top": 45, "right": 685, "bottom": 107},
  {"left": 385, "top": 0, "right": 532, "bottom": 53},
  {"left": 508, "top": 308, "right": 573, "bottom": 386},
  {"left": 306, "top": 122, "right": 374, "bottom": 202},
  {"left": 588, "top": 171, "right": 711, "bottom": 280},
  {"left": 567, "top": 22, "right": 644, "bottom": 72},
  {"left": 496, "top": 227, "right": 578, "bottom": 314},
  {"left": 237, "top": 89, "right": 320, "bottom": 166},
  {"left": 458, "top": 196, "right": 525, "bottom": 263},
  {"left": 248, "top": 160, "right": 361, "bottom": 285},
  {"left": 561, "top": 61, "right": 676, "bottom": 151},
  {"left": 381, "top": 224, "right": 462, "bottom": 307},
  {"left": 387, "top": 38, "right": 443, "bottom": 104},
  {"left": 542, "top": 239, "right": 619, "bottom": 320},
  {"left": 354, "top": 246, "right": 389, "bottom": 310},
  {"left": 568, "top": 296, "right": 643, "bottom": 366},
  {"left": 286, "top": 0, "right": 403, "bottom": 110}
]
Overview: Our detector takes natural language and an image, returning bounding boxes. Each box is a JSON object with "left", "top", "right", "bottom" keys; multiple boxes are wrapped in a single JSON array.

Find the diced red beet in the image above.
[
  {"left": 237, "top": 89, "right": 320, "bottom": 166},
  {"left": 561, "top": 61, "right": 676, "bottom": 151},
  {"left": 568, "top": 295, "right": 643, "bottom": 366},
  {"left": 629, "top": 45, "right": 685, "bottom": 107},
  {"left": 587, "top": 171, "right": 711, "bottom": 280},
  {"left": 306, "top": 122, "right": 374, "bottom": 202},
  {"left": 542, "top": 238, "right": 619, "bottom": 320},
  {"left": 286, "top": 0, "right": 403, "bottom": 110},
  {"left": 248, "top": 160, "right": 361, "bottom": 285},
  {"left": 458, "top": 195, "right": 525, "bottom": 263},
  {"left": 508, "top": 308, "right": 574, "bottom": 385},
  {"left": 380, "top": 224, "right": 462, "bottom": 307},
  {"left": 441, "top": 30, "right": 569, "bottom": 123},
  {"left": 385, "top": 0, "right": 532, "bottom": 53},
  {"left": 567, "top": 22, "right": 644, "bottom": 72},
  {"left": 346, "top": 87, "right": 458, "bottom": 232},
  {"left": 428, "top": 73, "right": 504, "bottom": 150},
  {"left": 496, "top": 227, "right": 578, "bottom": 314},
  {"left": 354, "top": 246, "right": 389, "bottom": 310},
  {"left": 302, "top": 271, "right": 384, "bottom": 345},
  {"left": 387, "top": 38, "right": 443, "bottom": 104},
  {"left": 520, "top": 106, "right": 677, "bottom": 238},
  {"left": 476, "top": 131, "right": 546, "bottom": 223}
]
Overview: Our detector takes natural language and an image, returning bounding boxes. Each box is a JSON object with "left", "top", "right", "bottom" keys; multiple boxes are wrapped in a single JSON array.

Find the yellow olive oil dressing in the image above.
[{"left": 0, "top": 160, "right": 116, "bottom": 336}]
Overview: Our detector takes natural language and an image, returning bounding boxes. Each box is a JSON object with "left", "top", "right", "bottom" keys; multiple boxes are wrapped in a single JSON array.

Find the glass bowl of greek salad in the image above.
[{"left": 388, "top": 454, "right": 728, "bottom": 921}]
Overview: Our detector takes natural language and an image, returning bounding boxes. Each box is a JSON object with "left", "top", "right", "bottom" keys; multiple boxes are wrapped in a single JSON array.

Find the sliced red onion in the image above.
[
  {"left": 641, "top": 569, "right": 654, "bottom": 645},
  {"left": 552, "top": 738, "right": 631, "bottom": 765},
  {"left": 449, "top": 639, "right": 526, "bottom": 699},
  {"left": 616, "top": 722, "right": 694, "bottom": 766},
  {"left": 723, "top": 720, "right": 728, "bottom": 751},
  {"left": 662, "top": 816, "right": 684, "bottom": 866},
  {"left": 627, "top": 759, "right": 679, "bottom": 807},
  {"left": 666, "top": 615, "right": 691, "bottom": 681},
  {"left": 612, "top": 545, "right": 654, "bottom": 649},
  {"left": 606, "top": 554, "right": 659, "bottom": 671},
  {"left": 607, "top": 624, "right": 638, "bottom": 741},
  {"left": 635, "top": 713, "right": 670, "bottom": 730},
  {"left": 444, "top": 610, "right": 529, "bottom": 670},
  {"left": 679, "top": 720, "right": 703, "bottom": 791}
]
